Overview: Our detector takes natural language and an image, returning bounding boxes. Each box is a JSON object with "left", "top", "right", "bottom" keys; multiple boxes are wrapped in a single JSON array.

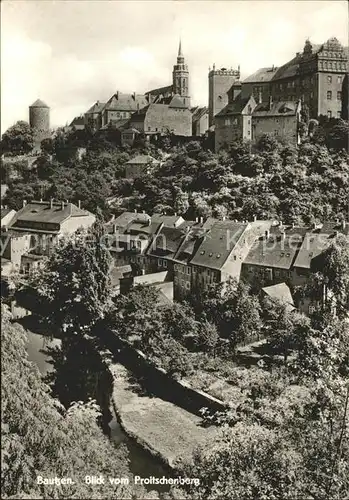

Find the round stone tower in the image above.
[{"left": 29, "top": 99, "right": 50, "bottom": 150}]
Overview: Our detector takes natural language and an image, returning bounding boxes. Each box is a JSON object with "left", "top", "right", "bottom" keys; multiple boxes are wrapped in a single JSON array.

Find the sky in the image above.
[{"left": 1, "top": 0, "right": 348, "bottom": 131}]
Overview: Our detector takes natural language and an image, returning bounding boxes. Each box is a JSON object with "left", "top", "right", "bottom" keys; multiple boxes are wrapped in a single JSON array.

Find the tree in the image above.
[
  {"left": 309, "top": 234, "right": 349, "bottom": 319},
  {"left": 191, "top": 279, "right": 261, "bottom": 348},
  {"left": 25, "top": 222, "right": 113, "bottom": 336},
  {"left": 1, "top": 306, "right": 148, "bottom": 500},
  {"left": 1, "top": 121, "right": 34, "bottom": 155}
]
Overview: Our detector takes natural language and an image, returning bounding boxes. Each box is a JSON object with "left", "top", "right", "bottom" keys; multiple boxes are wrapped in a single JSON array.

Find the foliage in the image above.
[
  {"left": 24, "top": 223, "right": 113, "bottom": 336},
  {"left": 1, "top": 306, "right": 147, "bottom": 499},
  {"left": 191, "top": 279, "right": 262, "bottom": 348},
  {"left": 1, "top": 121, "right": 34, "bottom": 155}
]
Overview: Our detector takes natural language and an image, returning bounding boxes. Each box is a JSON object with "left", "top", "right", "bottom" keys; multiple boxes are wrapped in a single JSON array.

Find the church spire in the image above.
[{"left": 178, "top": 38, "right": 182, "bottom": 57}]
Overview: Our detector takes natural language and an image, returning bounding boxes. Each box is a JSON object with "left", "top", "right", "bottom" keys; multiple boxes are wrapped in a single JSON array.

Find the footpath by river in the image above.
[{"left": 25, "top": 329, "right": 171, "bottom": 494}]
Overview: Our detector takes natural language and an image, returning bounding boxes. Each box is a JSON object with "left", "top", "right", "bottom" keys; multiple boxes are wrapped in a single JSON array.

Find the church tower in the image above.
[{"left": 172, "top": 40, "right": 190, "bottom": 107}]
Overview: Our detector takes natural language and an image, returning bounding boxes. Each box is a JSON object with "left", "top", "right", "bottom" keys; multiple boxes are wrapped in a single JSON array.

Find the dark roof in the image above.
[
  {"left": 69, "top": 116, "right": 85, "bottom": 129},
  {"left": 147, "top": 226, "right": 186, "bottom": 258},
  {"left": 243, "top": 67, "right": 278, "bottom": 83},
  {"left": 108, "top": 212, "right": 150, "bottom": 230},
  {"left": 122, "top": 127, "right": 141, "bottom": 134},
  {"left": 216, "top": 95, "right": 253, "bottom": 117},
  {"left": 252, "top": 100, "right": 299, "bottom": 117},
  {"left": 190, "top": 221, "right": 248, "bottom": 270},
  {"left": 125, "top": 155, "right": 158, "bottom": 165},
  {"left": 243, "top": 226, "right": 307, "bottom": 269},
  {"left": 104, "top": 93, "right": 149, "bottom": 111},
  {"left": 85, "top": 102, "right": 106, "bottom": 114},
  {"left": 146, "top": 84, "right": 173, "bottom": 96},
  {"left": 292, "top": 222, "right": 349, "bottom": 270},
  {"left": 30, "top": 99, "right": 49, "bottom": 108},
  {"left": 100, "top": 119, "right": 129, "bottom": 130},
  {"left": 151, "top": 213, "right": 184, "bottom": 228},
  {"left": 174, "top": 226, "right": 209, "bottom": 264},
  {"left": 272, "top": 55, "right": 301, "bottom": 81},
  {"left": 191, "top": 106, "right": 208, "bottom": 122},
  {"left": 11, "top": 201, "right": 92, "bottom": 227}
]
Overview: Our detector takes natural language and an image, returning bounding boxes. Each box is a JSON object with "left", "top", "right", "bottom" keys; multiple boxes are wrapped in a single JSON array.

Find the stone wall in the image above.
[{"left": 100, "top": 328, "right": 229, "bottom": 417}]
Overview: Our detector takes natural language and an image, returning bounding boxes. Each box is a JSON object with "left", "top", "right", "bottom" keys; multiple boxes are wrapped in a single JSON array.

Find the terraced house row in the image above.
[{"left": 105, "top": 210, "right": 348, "bottom": 314}]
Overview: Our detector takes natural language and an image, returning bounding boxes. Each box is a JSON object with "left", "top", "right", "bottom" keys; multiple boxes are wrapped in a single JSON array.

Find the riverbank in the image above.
[{"left": 110, "top": 363, "right": 218, "bottom": 469}]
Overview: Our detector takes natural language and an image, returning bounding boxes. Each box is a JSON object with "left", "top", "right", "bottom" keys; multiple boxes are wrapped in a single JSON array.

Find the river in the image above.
[{"left": 25, "top": 329, "right": 170, "bottom": 494}]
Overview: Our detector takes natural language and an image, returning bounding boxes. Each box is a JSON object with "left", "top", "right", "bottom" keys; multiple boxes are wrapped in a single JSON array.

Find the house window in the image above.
[
  {"left": 247, "top": 119, "right": 250, "bottom": 124},
  {"left": 224, "top": 118, "right": 230, "bottom": 126},
  {"left": 327, "top": 75, "right": 332, "bottom": 84},
  {"left": 158, "top": 259, "right": 162, "bottom": 266},
  {"left": 163, "top": 260, "right": 167, "bottom": 268},
  {"left": 185, "top": 282, "right": 190, "bottom": 290},
  {"left": 248, "top": 130, "right": 250, "bottom": 135},
  {"left": 337, "top": 91, "right": 342, "bottom": 100},
  {"left": 327, "top": 110, "right": 332, "bottom": 118},
  {"left": 187, "top": 267, "right": 190, "bottom": 274},
  {"left": 337, "top": 111, "right": 341, "bottom": 118},
  {"left": 338, "top": 76, "right": 342, "bottom": 84},
  {"left": 308, "top": 305, "right": 316, "bottom": 314},
  {"left": 327, "top": 91, "right": 332, "bottom": 100},
  {"left": 148, "top": 127, "right": 151, "bottom": 131}
]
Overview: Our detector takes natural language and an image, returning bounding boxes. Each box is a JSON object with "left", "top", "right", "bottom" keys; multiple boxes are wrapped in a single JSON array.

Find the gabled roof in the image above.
[
  {"left": 104, "top": 93, "right": 149, "bottom": 111},
  {"left": 243, "top": 226, "right": 307, "bottom": 269},
  {"left": 151, "top": 213, "right": 185, "bottom": 228},
  {"left": 191, "top": 106, "right": 208, "bottom": 122},
  {"left": 262, "top": 283, "right": 295, "bottom": 311},
  {"left": 216, "top": 95, "right": 254, "bottom": 117},
  {"left": 108, "top": 211, "right": 150, "bottom": 231},
  {"left": 243, "top": 67, "right": 278, "bottom": 83},
  {"left": 125, "top": 155, "right": 158, "bottom": 165},
  {"left": 30, "top": 99, "right": 49, "bottom": 108},
  {"left": 147, "top": 226, "right": 186, "bottom": 258},
  {"left": 69, "top": 116, "right": 85, "bottom": 129},
  {"left": 100, "top": 119, "right": 129, "bottom": 130},
  {"left": 1, "top": 208, "right": 15, "bottom": 220},
  {"left": 190, "top": 221, "right": 249, "bottom": 270},
  {"left": 85, "top": 102, "right": 106, "bottom": 114},
  {"left": 252, "top": 100, "right": 299, "bottom": 117},
  {"left": 146, "top": 84, "right": 173, "bottom": 96},
  {"left": 168, "top": 95, "right": 188, "bottom": 109},
  {"left": 10, "top": 201, "right": 92, "bottom": 228},
  {"left": 293, "top": 232, "right": 334, "bottom": 270}
]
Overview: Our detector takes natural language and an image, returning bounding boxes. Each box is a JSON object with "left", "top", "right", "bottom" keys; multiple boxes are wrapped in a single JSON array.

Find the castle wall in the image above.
[
  {"left": 144, "top": 105, "right": 192, "bottom": 136},
  {"left": 252, "top": 114, "right": 299, "bottom": 144}
]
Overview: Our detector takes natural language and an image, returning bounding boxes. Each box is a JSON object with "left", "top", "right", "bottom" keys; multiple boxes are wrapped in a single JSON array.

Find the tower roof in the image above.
[
  {"left": 30, "top": 99, "right": 49, "bottom": 108},
  {"left": 178, "top": 39, "right": 183, "bottom": 57}
]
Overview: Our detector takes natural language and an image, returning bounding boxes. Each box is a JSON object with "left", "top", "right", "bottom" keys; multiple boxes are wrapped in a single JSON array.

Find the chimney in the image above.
[
  {"left": 269, "top": 95, "right": 273, "bottom": 110},
  {"left": 265, "top": 229, "right": 270, "bottom": 239},
  {"left": 23, "top": 200, "right": 27, "bottom": 207},
  {"left": 280, "top": 230, "right": 286, "bottom": 241},
  {"left": 134, "top": 209, "right": 137, "bottom": 213},
  {"left": 78, "top": 200, "right": 81, "bottom": 209},
  {"left": 142, "top": 210, "right": 145, "bottom": 214},
  {"left": 50, "top": 199, "right": 53, "bottom": 209},
  {"left": 116, "top": 91, "right": 119, "bottom": 100},
  {"left": 113, "top": 224, "right": 117, "bottom": 234},
  {"left": 200, "top": 217, "right": 203, "bottom": 224},
  {"left": 253, "top": 215, "right": 257, "bottom": 222},
  {"left": 96, "top": 100, "right": 100, "bottom": 106},
  {"left": 195, "top": 217, "right": 198, "bottom": 222},
  {"left": 132, "top": 92, "right": 136, "bottom": 100},
  {"left": 222, "top": 216, "right": 226, "bottom": 221},
  {"left": 40, "top": 198, "right": 43, "bottom": 202},
  {"left": 61, "top": 200, "right": 65, "bottom": 210},
  {"left": 174, "top": 212, "right": 177, "bottom": 216}
]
